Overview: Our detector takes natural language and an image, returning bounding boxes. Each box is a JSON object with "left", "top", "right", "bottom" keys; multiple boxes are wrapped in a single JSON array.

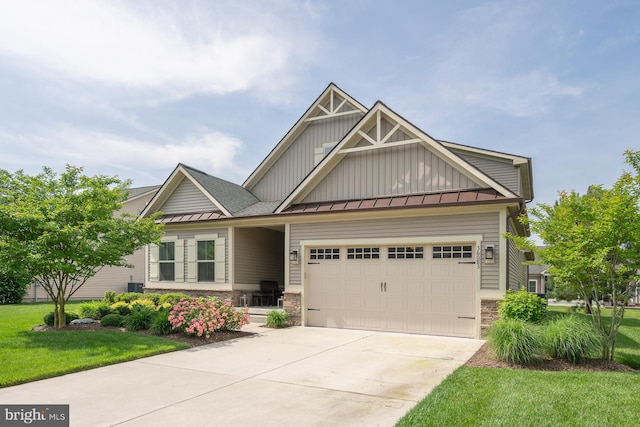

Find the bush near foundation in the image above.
[
  {"left": 498, "top": 288, "right": 547, "bottom": 323},
  {"left": 169, "top": 297, "right": 250, "bottom": 338}
]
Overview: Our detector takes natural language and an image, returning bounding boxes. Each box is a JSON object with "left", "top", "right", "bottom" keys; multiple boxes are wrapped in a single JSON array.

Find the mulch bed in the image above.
[
  {"left": 465, "top": 342, "right": 637, "bottom": 373},
  {"left": 32, "top": 322, "right": 254, "bottom": 348}
]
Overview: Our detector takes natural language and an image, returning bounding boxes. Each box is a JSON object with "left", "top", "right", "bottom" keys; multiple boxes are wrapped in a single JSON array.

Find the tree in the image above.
[
  {"left": 0, "top": 166, "right": 164, "bottom": 328},
  {"left": 507, "top": 150, "right": 640, "bottom": 360}
]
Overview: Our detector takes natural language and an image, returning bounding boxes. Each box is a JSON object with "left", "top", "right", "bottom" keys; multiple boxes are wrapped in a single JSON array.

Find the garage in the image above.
[{"left": 305, "top": 243, "right": 477, "bottom": 338}]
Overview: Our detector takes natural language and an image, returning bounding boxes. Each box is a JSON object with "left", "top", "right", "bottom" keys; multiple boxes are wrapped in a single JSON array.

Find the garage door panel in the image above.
[{"left": 306, "top": 244, "right": 477, "bottom": 338}]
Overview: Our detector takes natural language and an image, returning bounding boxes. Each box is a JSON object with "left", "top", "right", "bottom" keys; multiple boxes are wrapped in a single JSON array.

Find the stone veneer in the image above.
[
  {"left": 480, "top": 298, "right": 500, "bottom": 334},
  {"left": 283, "top": 291, "right": 302, "bottom": 326}
]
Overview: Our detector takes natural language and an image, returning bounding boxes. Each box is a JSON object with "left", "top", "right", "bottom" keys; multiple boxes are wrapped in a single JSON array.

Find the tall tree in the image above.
[
  {"left": 0, "top": 166, "right": 164, "bottom": 328},
  {"left": 508, "top": 151, "right": 640, "bottom": 360}
]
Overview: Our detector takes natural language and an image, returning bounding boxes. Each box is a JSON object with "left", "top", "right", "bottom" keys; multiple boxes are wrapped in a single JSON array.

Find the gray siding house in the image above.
[{"left": 140, "top": 83, "right": 534, "bottom": 339}]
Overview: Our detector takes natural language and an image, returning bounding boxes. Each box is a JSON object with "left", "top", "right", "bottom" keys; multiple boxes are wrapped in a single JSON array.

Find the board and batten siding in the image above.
[
  {"left": 160, "top": 177, "right": 218, "bottom": 214},
  {"left": 453, "top": 151, "right": 521, "bottom": 196},
  {"left": 289, "top": 212, "right": 500, "bottom": 290},
  {"left": 251, "top": 115, "right": 362, "bottom": 202},
  {"left": 234, "top": 227, "right": 285, "bottom": 289},
  {"left": 302, "top": 144, "right": 481, "bottom": 203}
]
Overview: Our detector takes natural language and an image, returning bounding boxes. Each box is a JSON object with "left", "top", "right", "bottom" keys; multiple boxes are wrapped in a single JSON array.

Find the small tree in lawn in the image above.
[
  {"left": 0, "top": 166, "right": 164, "bottom": 328},
  {"left": 507, "top": 150, "right": 640, "bottom": 360}
]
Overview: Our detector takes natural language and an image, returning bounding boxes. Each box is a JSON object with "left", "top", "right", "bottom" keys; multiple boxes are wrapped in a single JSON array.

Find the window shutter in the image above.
[
  {"left": 149, "top": 244, "right": 159, "bottom": 282},
  {"left": 215, "top": 237, "right": 226, "bottom": 283},
  {"left": 186, "top": 239, "right": 197, "bottom": 282},
  {"left": 175, "top": 239, "right": 185, "bottom": 282}
]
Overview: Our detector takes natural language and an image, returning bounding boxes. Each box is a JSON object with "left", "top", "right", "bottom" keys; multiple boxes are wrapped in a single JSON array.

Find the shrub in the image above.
[
  {"left": 43, "top": 311, "right": 79, "bottom": 326},
  {"left": 79, "top": 301, "right": 113, "bottom": 320},
  {"left": 498, "top": 288, "right": 547, "bottom": 323},
  {"left": 114, "top": 292, "right": 142, "bottom": 303},
  {"left": 488, "top": 318, "right": 545, "bottom": 364},
  {"left": 150, "top": 308, "right": 173, "bottom": 335},
  {"left": 0, "top": 272, "right": 30, "bottom": 304},
  {"left": 100, "top": 313, "right": 126, "bottom": 327},
  {"left": 266, "top": 310, "right": 289, "bottom": 328},
  {"left": 130, "top": 299, "right": 156, "bottom": 310},
  {"left": 158, "top": 293, "right": 190, "bottom": 306},
  {"left": 169, "top": 297, "right": 250, "bottom": 338},
  {"left": 125, "top": 306, "right": 156, "bottom": 331},
  {"left": 140, "top": 293, "right": 161, "bottom": 305},
  {"left": 103, "top": 290, "right": 116, "bottom": 305},
  {"left": 110, "top": 301, "right": 131, "bottom": 316},
  {"left": 546, "top": 315, "right": 602, "bottom": 363}
]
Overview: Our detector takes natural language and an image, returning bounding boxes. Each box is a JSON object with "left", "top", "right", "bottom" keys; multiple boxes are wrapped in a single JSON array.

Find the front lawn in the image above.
[
  {"left": 397, "top": 307, "right": 640, "bottom": 426},
  {"left": 0, "top": 302, "right": 188, "bottom": 388}
]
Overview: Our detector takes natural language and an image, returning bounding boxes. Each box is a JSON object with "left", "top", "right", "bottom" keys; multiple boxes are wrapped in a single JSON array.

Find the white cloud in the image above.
[
  {"left": 1, "top": 126, "right": 247, "bottom": 182},
  {"left": 0, "top": 1, "right": 316, "bottom": 100}
]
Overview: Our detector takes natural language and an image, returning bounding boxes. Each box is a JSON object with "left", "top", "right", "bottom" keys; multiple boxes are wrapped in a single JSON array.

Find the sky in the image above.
[{"left": 1, "top": 0, "right": 639, "bottom": 211}]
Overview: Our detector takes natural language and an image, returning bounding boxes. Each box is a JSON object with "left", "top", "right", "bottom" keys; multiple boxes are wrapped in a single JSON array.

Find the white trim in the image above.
[
  {"left": 284, "top": 223, "right": 291, "bottom": 291},
  {"left": 440, "top": 141, "right": 529, "bottom": 166},
  {"left": 227, "top": 227, "right": 234, "bottom": 288},
  {"left": 499, "top": 210, "right": 508, "bottom": 292},
  {"left": 339, "top": 138, "right": 422, "bottom": 154}
]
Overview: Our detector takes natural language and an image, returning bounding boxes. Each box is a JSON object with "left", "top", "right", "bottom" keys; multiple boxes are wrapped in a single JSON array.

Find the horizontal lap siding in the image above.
[
  {"left": 455, "top": 152, "right": 521, "bottom": 196},
  {"left": 290, "top": 212, "right": 500, "bottom": 290},
  {"left": 508, "top": 235, "right": 527, "bottom": 291},
  {"left": 234, "top": 227, "right": 284, "bottom": 288},
  {"left": 252, "top": 115, "right": 362, "bottom": 201},
  {"left": 302, "top": 144, "right": 480, "bottom": 203},
  {"left": 160, "top": 178, "right": 217, "bottom": 214}
]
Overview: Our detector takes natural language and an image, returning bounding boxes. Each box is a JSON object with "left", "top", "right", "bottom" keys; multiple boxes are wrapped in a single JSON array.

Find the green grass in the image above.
[
  {"left": 397, "top": 307, "right": 640, "bottom": 426},
  {"left": 396, "top": 367, "right": 639, "bottom": 427},
  {"left": 0, "top": 302, "right": 188, "bottom": 388}
]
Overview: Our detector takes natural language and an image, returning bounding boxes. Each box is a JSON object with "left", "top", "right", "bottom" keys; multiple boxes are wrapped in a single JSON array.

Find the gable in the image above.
[
  {"left": 301, "top": 143, "right": 481, "bottom": 203},
  {"left": 277, "top": 102, "right": 518, "bottom": 213},
  {"left": 244, "top": 83, "right": 367, "bottom": 201},
  {"left": 159, "top": 177, "right": 219, "bottom": 215}
]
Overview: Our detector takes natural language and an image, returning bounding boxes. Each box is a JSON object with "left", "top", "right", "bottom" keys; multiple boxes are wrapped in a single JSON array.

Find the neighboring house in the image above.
[
  {"left": 23, "top": 185, "right": 160, "bottom": 302},
  {"left": 527, "top": 248, "right": 549, "bottom": 296},
  {"left": 140, "top": 83, "right": 534, "bottom": 339}
]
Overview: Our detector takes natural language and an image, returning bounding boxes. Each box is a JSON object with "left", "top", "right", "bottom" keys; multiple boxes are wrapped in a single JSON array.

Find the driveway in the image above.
[{"left": 0, "top": 326, "right": 483, "bottom": 426}]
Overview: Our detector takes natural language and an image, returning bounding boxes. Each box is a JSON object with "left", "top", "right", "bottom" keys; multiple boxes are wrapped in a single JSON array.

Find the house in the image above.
[
  {"left": 23, "top": 185, "right": 160, "bottom": 302},
  {"left": 527, "top": 249, "right": 549, "bottom": 296},
  {"left": 140, "top": 83, "right": 534, "bottom": 339}
]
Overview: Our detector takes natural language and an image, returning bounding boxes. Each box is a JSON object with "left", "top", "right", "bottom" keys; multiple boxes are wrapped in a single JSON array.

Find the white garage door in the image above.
[{"left": 305, "top": 244, "right": 477, "bottom": 338}]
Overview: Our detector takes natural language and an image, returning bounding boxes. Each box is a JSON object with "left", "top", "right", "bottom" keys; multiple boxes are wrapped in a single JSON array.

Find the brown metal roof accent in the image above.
[
  {"left": 157, "top": 211, "right": 226, "bottom": 224},
  {"left": 282, "top": 189, "right": 515, "bottom": 214}
]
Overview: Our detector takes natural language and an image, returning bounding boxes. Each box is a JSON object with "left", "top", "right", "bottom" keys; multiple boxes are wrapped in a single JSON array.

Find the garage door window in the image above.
[
  {"left": 388, "top": 246, "right": 424, "bottom": 259},
  {"left": 310, "top": 248, "right": 340, "bottom": 260},
  {"left": 347, "top": 247, "right": 380, "bottom": 259},
  {"left": 433, "top": 245, "right": 473, "bottom": 259}
]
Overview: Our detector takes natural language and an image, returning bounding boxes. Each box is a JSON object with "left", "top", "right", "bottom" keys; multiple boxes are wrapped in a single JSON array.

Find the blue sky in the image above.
[{"left": 0, "top": 0, "right": 638, "bottom": 210}]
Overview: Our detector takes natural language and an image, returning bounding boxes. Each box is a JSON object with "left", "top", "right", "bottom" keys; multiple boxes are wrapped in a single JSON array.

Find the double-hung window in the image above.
[
  {"left": 197, "top": 240, "right": 215, "bottom": 282},
  {"left": 159, "top": 241, "right": 175, "bottom": 281}
]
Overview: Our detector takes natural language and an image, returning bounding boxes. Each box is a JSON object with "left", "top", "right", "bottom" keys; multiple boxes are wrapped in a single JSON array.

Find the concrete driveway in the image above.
[{"left": 0, "top": 326, "right": 483, "bottom": 427}]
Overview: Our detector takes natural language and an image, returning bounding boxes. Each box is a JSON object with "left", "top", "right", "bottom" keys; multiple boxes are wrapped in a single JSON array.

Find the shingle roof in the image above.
[
  {"left": 180, "top": 164, "right": 259, "bottom": 215},
  {"left": 127, "top": 185, "right": 160, "bottom": 199}
]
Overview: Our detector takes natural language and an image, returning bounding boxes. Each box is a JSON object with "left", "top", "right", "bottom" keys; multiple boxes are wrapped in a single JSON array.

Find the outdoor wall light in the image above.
[
  {"left": 289, "top": 249, "right": 299, "bottom": 264},
  {"left": 485, "top": 245, "right": 495, "bottom": 263}
]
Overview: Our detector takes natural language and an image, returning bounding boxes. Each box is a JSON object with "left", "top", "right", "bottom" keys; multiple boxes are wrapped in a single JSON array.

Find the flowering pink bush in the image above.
[{"left": 168, "top": 297, "right": 250, "bottom": 338}]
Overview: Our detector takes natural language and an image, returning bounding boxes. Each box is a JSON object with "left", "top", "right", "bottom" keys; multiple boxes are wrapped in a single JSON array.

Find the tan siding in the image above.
[
  {"left": 303, "top": 144, "right": 481, "bottom": 203},
  {"left": 160, "top": 178, "right": 217, "bottom": 214},
  {"left": 508, "top": 237, "right": 527, "bottom": 291},
  {"left": 454, "top": 151, "right": 521, "bottom": 196},
  {"left": 252, "top": 115, "right": 362, "bottom": 201},
  {"left": 289, "top": 212, "right": 500, "bottom": 290},
  {"left": 234, "top": 227, "right": 284, "bottom": 288}
]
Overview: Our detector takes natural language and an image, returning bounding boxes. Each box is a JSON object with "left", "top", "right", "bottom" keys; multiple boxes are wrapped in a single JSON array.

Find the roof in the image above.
[
  {"left": 180, "top": 165, "right": 259, "bottom": 215},
  {"left": 283, "top": 189, "right": 520, "bottom": 214},
  {"left": 127, "top": 185, "right": 160, "bottom": 200}
]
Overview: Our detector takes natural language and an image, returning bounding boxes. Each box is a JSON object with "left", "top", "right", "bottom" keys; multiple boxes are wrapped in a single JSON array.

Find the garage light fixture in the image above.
[
  {"left": 485, "top": 245, "right": 495, "bottom": 263},
  {"left": 289, "top": 249, "right": 299, "bottom": 264}
]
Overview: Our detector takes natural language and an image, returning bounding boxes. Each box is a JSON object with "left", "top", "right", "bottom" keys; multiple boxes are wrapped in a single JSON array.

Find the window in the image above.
[
  {"left": 310, "top": 248, "right": 340, "bottom": 260},
  {"left": 197, "top": 240, "right": 215, "bottom": 282},
  {"left": 347, "top": 247, "right": 380, "bottom": 260},
  {"left": 314, "top": 142, "right": 338, "bottom": 165},
  {"left": 159, "top": 241, "right": 175, "bottom": 281},
  {"left": 433, "top": 245, "right": 473, "bottom": 259},
  {"left": 388, "top": 247, "right": 424, "bottom": 259},
  {"left": 528, "top": 280, "right": 537, "bottom": 293}
]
